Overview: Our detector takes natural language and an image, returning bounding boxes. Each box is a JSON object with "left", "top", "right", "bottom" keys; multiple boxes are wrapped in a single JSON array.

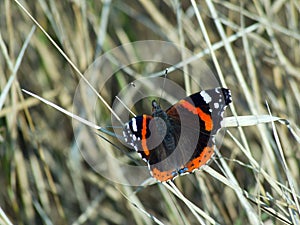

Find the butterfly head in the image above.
[
  {"left": 151, "top": 100, "right": 160, "bottom": 110},
  {"left": 152, "top": 100, "right": 162, "bottom": 114}
]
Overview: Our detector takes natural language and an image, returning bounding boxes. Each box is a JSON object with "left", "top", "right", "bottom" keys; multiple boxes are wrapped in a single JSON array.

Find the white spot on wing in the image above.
[
  {"left": 200, "top": 91, "right": 212, "bottom": 103},
  {"left": 214, "top": 102, "right": 219, "bottom": 109},
  {"left": 132, "top": 118, "right": 137, "bottom": 132}
]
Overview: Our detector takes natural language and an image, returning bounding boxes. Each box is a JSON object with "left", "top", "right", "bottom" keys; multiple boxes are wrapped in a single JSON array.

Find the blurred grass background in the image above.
[{"left": 1, "top": 0, "right": 300, "bottom": 224}]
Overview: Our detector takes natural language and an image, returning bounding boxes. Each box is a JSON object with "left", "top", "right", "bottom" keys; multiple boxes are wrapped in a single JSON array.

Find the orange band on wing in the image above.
[
  {"left": 151, "top": 167, "right": 175, "bottom": 182},
  {"left": 184, "top": 146, "right": 214, "bottom": 172},
  {"left": 141, "top": 115, "right": 150, "bottom": 156},
  {"left": 179, "top": 100, "right": 213, "bottom": 131}
]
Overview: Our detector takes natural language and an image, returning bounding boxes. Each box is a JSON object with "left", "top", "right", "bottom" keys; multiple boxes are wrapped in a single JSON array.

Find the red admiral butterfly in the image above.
[{"left": 123, "top": 88, "right": 232, "bottom": 182}]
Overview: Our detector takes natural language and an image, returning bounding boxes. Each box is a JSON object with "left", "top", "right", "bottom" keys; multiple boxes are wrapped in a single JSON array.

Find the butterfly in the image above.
[{"left": 122, "top": 88, "right": 232, "bottom": 182}]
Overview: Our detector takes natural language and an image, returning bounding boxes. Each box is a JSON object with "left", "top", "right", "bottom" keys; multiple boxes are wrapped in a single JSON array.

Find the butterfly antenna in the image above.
[
  {"left": 129, "top": 82, "right": 153, "bottom": 111},
  {"left": 158, "top": 68, "right": 169, "bottom": 106},
  {"left": 130, "top": 82, "right": 147, "bottom": 101}
]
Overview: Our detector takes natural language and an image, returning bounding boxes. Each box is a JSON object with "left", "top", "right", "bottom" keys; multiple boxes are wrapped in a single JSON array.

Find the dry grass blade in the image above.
[
  {"left": 0, "top": 26, "right": 35, "bottom": 110},
  {"left": 0, "top": 207, "right": 13, "bottom": 225}
]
